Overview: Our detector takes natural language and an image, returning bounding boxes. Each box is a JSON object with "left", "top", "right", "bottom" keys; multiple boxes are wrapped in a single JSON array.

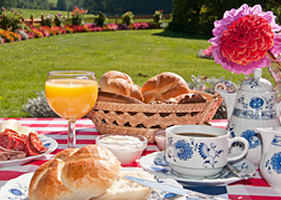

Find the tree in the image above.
[
  {"left": 57, "top": 0, "right": 68, "bottom": 10},
  {"left": 166, "top": 0, "right": 279, "bottom": 36},
  {"left": 86, "top": 0, "right": 104, "bottom": 14},
  {"left": 0, "top": 0, "right": 17, "bottom": 10}
]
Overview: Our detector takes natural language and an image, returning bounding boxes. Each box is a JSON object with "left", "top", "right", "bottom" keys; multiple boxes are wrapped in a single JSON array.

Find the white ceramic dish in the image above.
[
  {"left": 96, "top": 134, "right": 147, "bottom": 164},
  {"left": 0, "top": 135, "right": 58, "bottom": 168},
  {"left": 153, "top": 129, "right": 166, "bottom": 151},
  {"left": 139, "top": 151, "right": 256, "bottom": 186},
  {"left": 0, "top": 168, "right": 185, "bottom": 200}
]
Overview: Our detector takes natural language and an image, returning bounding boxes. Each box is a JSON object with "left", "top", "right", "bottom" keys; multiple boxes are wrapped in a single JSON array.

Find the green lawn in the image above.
[{"left": 0, "top": 29, "right": 273, "bottom": 118}]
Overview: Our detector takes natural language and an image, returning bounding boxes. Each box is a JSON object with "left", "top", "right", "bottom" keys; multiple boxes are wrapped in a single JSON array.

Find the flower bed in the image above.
[
  {"left": 0, "top": 7, "right": 160, "bottom": 44},
  {"left": 0, "top": 22, "right": 156, "bottom": 44}
]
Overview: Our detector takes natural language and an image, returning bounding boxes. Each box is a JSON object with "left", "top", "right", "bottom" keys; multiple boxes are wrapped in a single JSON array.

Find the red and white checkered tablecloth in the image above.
[{"left": 0, "top": 118, "right": 280, "bottom": 200}]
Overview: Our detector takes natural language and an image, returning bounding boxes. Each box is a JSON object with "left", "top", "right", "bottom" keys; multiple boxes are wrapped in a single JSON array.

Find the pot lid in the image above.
[{"left": 240, "top": 68, "right": 273, "bottom": 92}]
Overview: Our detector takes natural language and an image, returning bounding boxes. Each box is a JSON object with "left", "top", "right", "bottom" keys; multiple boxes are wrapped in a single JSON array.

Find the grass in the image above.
[{"left": 0, "top": 29, "right": 273, "bottom": 118}]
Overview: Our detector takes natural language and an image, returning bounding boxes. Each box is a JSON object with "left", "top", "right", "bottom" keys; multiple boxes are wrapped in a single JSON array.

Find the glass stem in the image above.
[{"left": 68, "top": 120, "right": 76, "bottom": 148}]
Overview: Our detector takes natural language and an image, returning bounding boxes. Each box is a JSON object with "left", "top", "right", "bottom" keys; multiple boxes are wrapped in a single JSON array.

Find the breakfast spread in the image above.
[
  {"left": 28, "top": 144, "right": 153, "bottom": 200},
  {"left": 0, "top": 120, "right": 47, "bottom": 161}
]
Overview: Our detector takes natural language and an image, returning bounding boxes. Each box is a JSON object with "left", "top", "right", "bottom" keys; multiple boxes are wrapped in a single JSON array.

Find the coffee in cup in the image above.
[{"left": 165, "top": 125, "right": 249, "bottom": 177}]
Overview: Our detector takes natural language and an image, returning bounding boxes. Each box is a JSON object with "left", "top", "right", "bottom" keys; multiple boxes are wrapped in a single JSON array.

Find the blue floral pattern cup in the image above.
[{"left": 165, "top": 125, "right": 249, "bottom": 177}]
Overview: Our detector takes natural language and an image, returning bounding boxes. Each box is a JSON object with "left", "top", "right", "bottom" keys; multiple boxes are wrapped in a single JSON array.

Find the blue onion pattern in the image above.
[
  {"left": 198, "top": 143, "right": 209, "bottom": 159},
  {"left": 175, "top": 140, "right": 193, "bottom": 160},
  {"left": 270, "top": 152, "right": 281, "bottom": 174},
  {"left": 153, "top": 155, "right": 169, "bottom": 166},
  {"left": 241, "top": 130, "right": 260, "bottom": 149},
  {"left": 249, "top": 97, "right": 264, "bottom": 108},
  {"left": 9, "top": 188, "right": 22, "bottom": 196},
  {"left": 163, "top": 193, "right": 178, "bottom": 198}
]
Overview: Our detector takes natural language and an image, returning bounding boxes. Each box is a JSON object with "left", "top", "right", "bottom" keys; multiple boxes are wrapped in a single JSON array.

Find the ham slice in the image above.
[{"left": 0, "top": 145, "right": 26, "bottom": 161}]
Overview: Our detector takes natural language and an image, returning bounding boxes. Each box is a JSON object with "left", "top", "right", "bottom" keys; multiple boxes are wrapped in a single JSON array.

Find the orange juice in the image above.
[{"left": 45, "top": 79, "right": 98, "bottom": 120}]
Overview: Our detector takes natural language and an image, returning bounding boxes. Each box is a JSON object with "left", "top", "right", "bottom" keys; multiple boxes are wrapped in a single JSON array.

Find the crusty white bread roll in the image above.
[
  {"left": 28, "top": 145, "right": 120, "bottom": 200},
  {"left": 99, "top": 71, "right": 144, "bottom": 102},
  {"left": 91, "top": 169, "right": 154, "bottom": 200},
  {"left": 141, "top": 72, "right": 190, "bottom": 103}
]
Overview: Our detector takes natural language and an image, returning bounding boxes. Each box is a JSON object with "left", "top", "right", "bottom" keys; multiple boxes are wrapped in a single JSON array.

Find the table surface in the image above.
[{"left": 0, "top": 118, "right": 280, "bottom": 200}]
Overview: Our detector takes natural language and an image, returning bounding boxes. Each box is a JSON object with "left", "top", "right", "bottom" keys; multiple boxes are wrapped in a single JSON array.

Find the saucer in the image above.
[{"left": 139, "top": 151, "right": 256, "bottom": 186}]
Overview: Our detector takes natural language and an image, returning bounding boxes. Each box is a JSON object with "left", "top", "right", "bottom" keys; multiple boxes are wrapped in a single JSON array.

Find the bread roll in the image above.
[
  {"left": 91, "top": 169, "right": 154, "bottom": 200},
  {"left": 28, "top": 145, "right": 120, "bottom": 200},
  {"left": 97, "top": 91, "right": 145, "bottom": 104},
  {"left": 99, "top": 71, "right": 144, "bottom": 102},
  {"left": 141, "top": 72, "right": 190, "bottom": 103}
]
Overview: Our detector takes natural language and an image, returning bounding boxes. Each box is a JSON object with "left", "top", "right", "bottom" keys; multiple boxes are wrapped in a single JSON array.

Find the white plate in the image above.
[
  {"left": 0, "top": 135, "right": 58, "bottom": 168},
  {"left": 0, "top": 169, "right": 185, "bottom": 200},
  {"left": 139, "top": 151, "right": 256, "bottom": 186}
]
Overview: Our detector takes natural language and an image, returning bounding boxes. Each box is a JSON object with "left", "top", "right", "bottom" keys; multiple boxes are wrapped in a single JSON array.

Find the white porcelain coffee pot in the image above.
[
  {"left": 215, "top": 68, "right": 281, "bottom": 166},
  {"left": 256, "top": 126, "right": 281, "bottom": 190}
]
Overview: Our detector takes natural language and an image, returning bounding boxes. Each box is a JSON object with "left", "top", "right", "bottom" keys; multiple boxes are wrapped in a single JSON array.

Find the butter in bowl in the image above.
[{"left": 95, "top": 134, "right": 147, "bottom": 164}]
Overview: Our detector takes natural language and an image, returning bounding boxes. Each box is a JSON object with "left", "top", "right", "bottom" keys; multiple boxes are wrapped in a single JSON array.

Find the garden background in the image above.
[{"left": 0, "top": 0, "right": 280, "bottom": 118}]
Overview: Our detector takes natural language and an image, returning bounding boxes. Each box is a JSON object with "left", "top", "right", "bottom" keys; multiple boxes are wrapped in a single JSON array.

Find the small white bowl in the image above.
[
  {"left": 153, "top": 129, "right": 166, "bottom": 151},
  {"left": 95, "top": 134, "right": 147, "bottom": 164}
]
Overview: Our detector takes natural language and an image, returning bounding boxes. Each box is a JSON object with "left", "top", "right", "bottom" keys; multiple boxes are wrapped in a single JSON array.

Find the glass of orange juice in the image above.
[{"left": 45, "top": 71, "right": 98, "bottom": 148}]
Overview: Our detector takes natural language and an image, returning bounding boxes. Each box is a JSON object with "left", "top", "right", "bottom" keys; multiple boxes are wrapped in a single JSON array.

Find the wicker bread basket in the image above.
[{"left": 87, "top": 91, "right": 222, "bottom": 143}]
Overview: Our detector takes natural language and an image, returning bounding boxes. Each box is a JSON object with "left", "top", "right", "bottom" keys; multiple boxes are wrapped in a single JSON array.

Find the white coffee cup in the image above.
[{"left": 165, "top": 125, "right": 249, "bottom": 177}]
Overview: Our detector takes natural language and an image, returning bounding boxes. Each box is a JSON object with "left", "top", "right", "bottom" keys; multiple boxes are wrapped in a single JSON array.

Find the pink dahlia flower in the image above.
[{"left": 209, "top": 4, "right": 281, "bottom": 75}]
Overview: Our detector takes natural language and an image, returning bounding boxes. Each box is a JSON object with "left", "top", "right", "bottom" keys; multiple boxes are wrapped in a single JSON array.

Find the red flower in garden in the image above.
[{"left": 209, "top": 4, "right": 281, "bottom": 75}]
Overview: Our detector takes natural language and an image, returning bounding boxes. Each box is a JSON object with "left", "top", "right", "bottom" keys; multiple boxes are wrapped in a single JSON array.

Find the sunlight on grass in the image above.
[{"left": 0, "top": 29, "right": 272, "bottom": 117}]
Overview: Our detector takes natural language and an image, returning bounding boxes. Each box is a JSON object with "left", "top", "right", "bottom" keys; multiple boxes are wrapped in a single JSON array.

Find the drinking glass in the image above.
[{"left": 45, "top": 71, "right": 98, "bottom": 148}]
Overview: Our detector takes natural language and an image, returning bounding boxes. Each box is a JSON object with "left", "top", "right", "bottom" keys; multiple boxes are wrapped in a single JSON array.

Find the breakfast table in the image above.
[{"left": 0, "top": 118, "right": 280, "bottom": 200}]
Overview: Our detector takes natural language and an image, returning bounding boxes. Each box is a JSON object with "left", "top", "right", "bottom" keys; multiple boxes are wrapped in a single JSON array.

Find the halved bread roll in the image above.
[{"left": 91, "top": 169, "right": 154, "bottom": 200}]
